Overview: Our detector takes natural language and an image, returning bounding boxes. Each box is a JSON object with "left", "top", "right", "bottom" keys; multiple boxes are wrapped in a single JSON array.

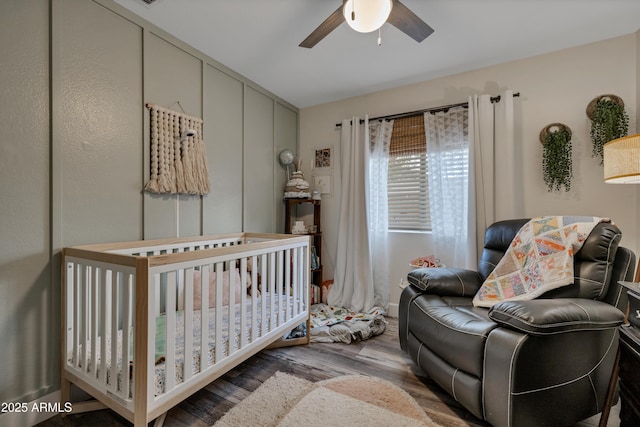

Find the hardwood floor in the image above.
[{"left": 39, "top": 317, "right": 619, "bottom": 427}]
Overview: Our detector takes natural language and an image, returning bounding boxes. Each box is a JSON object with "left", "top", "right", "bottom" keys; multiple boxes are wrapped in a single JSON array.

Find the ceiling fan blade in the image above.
[
  {"left": 299, "top": 4, "right": 345, "bottom": 48},
  {"left": 387, "top": 0, "right": 434, "bottom": 43}
]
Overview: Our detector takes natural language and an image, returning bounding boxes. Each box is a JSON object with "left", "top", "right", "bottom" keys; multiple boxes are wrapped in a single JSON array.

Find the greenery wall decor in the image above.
[
  {"left": 539, "top": 123, "right": 573, "bottom": 192},
  {"left": 586, "top": 94, "right": 629, "bottom": 164}
]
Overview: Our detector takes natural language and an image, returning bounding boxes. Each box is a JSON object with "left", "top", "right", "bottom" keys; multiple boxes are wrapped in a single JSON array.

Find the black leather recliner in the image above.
[{"left": 399, "top": 219, "right": 636, "bottom": 427}]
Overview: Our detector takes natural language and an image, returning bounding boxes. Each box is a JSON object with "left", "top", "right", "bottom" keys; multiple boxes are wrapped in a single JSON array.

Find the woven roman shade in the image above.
[{"left": 389, "top": 114, "right": 426, "bottom": 155}]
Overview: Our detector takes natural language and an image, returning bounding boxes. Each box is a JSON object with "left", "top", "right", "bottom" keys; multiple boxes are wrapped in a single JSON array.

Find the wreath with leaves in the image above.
[
  {"left": 540, "top": 124, "right": 572, "bottom": 192},
  {"left": 587, "top": 95, "right": 629, "bottom": 164}
]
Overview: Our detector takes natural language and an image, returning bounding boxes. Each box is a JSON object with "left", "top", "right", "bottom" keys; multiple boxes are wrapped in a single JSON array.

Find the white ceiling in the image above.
[{"left": 113, "top": 0, "right": 640, "bottom": 108}]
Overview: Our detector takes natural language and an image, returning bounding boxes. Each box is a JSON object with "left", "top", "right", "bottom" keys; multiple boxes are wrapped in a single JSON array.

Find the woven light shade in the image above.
[{"left": 603, "top": 134, "right": 640, "bottom": 183}]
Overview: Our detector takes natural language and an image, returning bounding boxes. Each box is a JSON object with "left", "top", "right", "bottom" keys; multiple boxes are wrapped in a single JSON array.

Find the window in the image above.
[{"left": 387, "top": 115, "right": 431, "bottom": 231}]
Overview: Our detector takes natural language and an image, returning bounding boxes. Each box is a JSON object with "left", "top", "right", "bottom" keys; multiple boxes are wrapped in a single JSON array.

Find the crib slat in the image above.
[
  {"left": 183, "top": 268, "right": 194, "bottom": 381},
  {"left": 285, "top": 249, "right": 291, "bottom": 322},
  {"left": 91, "top": 267, "right": 99, "bottom": 379},
  {"left": 64, "top": 263, "right": 73, "bottom": 369},
  {"left": 251, "top": 256, "right": 258, "bottom": 342},
  {"left": 99, "top": 269, "right": 109, "bottom": 384},
  {"left": 200, "top": 265, "right": 210, "bottom": 371},
  {"left": 292, "top": 249, "right": 299, "bottom": 317},
  {"left": 73, "top": 264, "right": 81, "bottom": 369},
  {"left": 109, "top": 271, "right": 119, "bottom": 393},
  {"left": 276, "top": 251, "right": 283, "bottom": 327},
  {"left": 154, "top": 260, "right": 161, "bottom": 317},
  {"left": 302, "top": 246, "right": 308, "bottom": 313},
  {"left": 239, "top": 258, "right": 248, "bottom": 348},
  {"left": 215, "top": 262, "right": 224, "bottom": 363},
  {"left": 269, "top": 253, "right": 276, "bottom": 330},
  {"left": 260, "top": 254, "right": 268, "bottom": 335},
  {"left": 228, "top": 261, "right": 236, "bottom": 357},
  {"left": 64, "top": 263, "right": 73, "bottom": 370},
  {"left": 303, "top": 246, "right": 308, "bottom": 313},
  {"left": 149, "top": 272, "right": 160, "bottom": 397},
  {"left": 120, "top": 273, "right": 132, "bottom": 399},
  {"left": 165, "top": 270, "right": 177, "bottom": 392},
  {"left": 176, "top": 248, "right": 184, "bottom": 311},
  {"left": 81, "top": 266, "right": 89, "bottom": 370}
]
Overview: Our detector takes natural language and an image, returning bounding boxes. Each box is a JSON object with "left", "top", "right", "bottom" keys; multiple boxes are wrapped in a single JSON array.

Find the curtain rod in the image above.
[{"left": 335, "top": 92, "right": 520, "bottom": 127}]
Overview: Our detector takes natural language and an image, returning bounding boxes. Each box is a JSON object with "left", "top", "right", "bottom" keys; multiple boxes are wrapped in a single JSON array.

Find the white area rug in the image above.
[{"left": 213, "top": 371, "right": 438, "bottom": 426}]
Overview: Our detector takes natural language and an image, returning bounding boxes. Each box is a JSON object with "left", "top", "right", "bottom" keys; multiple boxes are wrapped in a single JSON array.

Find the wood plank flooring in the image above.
[{"left": 39, "top": 317, "right": 619, "bottom": 427}]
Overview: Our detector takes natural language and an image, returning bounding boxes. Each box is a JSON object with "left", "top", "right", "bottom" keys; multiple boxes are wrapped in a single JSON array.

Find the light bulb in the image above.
[{"left": 343, "top": 0, "right": 393, "bottom": 33}]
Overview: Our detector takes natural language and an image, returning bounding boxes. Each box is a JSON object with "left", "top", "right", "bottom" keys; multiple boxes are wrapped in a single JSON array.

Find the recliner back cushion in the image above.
[
  {"left": 478, "top": 219, "right": 622, "bottom": 300},
  {"left": 543, "top": 221, "right": 621, "bottom": 300},
  {"left": 478, "top": 219, "right": 528, "bottom": 280}
]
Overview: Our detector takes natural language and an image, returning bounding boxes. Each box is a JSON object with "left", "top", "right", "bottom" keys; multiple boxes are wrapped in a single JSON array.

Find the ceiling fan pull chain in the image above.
[
  {"left": 351, "top": 1, "right": 355, "bottom": 21},
  {"left": 378, "top": 27, "right": 382, "bottom": 46}
]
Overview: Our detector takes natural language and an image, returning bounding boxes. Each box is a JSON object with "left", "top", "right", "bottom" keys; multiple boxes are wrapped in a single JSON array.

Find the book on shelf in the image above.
[
  {"left": 310, "top": 284, "right": 321, "bottom": 305},
  {"left": 311, "top": 245, "right": 320, "bottom": 270}
]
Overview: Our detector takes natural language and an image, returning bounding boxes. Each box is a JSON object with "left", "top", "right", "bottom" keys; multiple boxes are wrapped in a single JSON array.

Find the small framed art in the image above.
[{"left": 314, "top": 147, "right": 332, "bottom": 169}]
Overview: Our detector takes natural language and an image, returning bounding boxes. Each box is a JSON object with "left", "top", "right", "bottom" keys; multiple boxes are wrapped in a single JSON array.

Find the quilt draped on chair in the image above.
[{"left": 473, "top": 216, "right": 607, "bottom": 307}]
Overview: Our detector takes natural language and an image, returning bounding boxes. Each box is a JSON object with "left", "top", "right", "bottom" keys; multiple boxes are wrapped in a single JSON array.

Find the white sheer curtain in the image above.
[
  {"left": 368, "top": 119, "right": 393, "bottom": 309},
  {"left": 468, "top": 90, "right": 518, "bottom": 263},
  {"left": 329, "top": 116, "right": 375, "bottom": 312},
  {"left": 424, "top": 107, "right": 473, "bottom": 269}
]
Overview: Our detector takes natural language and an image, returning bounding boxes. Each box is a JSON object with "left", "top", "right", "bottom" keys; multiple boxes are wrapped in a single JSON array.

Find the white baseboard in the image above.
[
  {"left": 0, "top": 390, "right": 65, "bottom": 427},
  {"left": 387, "top": 302, "right": 399, "bottom": 318}
]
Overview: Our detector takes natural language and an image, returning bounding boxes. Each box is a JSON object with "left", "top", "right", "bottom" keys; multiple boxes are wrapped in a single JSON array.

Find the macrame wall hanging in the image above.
[{"left": 144, "top": 103, "right": 210, "bottom": 195}]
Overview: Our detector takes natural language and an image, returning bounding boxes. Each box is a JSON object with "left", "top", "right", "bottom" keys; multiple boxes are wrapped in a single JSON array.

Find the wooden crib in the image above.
[{"left": 61, "top": 232, "right": 310, "bottom": 426}]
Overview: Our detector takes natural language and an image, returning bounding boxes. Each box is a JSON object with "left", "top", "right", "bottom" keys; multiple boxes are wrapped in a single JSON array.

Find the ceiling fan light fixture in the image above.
[{"left": 343, "top": 0, "right": 393, "bottom": 33}]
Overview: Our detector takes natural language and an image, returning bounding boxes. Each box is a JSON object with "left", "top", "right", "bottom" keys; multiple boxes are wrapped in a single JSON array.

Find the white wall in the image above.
[{"left": 300, "top": 34, "right": 638, "bottom": 316}]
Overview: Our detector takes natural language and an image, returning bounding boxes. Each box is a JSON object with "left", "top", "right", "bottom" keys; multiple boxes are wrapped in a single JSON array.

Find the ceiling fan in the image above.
[{"left": 299, "top": 0, "right": 434, "bottom": 48}]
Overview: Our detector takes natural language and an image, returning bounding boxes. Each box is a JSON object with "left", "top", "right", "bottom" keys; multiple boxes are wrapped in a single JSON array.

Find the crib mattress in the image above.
[{"left": 68, "top": 294, "right": 297, "bottom": 397}]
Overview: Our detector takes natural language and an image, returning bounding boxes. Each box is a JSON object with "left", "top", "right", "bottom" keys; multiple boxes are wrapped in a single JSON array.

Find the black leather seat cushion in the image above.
[{"left": 408, "top": 294, "right": 497, "bottom": 377}]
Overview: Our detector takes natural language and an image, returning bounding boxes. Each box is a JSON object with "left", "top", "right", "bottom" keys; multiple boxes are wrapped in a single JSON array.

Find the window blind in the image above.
[{"left": 387, "top": 115, "right": 431, "bottom": 231}]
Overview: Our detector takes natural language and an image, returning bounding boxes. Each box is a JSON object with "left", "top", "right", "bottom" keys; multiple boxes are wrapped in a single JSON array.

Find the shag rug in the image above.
[{"left": 213, "top": 372, "right": 438, "bottom": 426}]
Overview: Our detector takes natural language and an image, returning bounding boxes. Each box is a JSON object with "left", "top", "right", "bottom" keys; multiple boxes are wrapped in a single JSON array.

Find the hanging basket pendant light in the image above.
[{"left": 343, "top": 0, "right": 393, "bottom": 33}]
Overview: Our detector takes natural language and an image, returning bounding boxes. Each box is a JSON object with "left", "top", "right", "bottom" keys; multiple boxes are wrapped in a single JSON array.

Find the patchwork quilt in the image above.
[{"left": 473, "top": 216, "right": 607, "bottom": 308}]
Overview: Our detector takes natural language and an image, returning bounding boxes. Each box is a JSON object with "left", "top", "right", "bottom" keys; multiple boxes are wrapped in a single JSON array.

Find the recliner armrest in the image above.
[
  {"left": 488, "top": 298, "right": 625, "bottom": 335},
  {"left": 407, "top": 267, "right": 483, "bottom": 297}
]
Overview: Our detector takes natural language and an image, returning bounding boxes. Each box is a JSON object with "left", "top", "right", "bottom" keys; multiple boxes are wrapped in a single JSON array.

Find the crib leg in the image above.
[
  {"left": 153, "top": 412, "right": 167, "bottom": 427},
  {"left": 60, "top": 376, "right": 71, "bottom": 417},
  {"left": 68, "top": 400, "right": 107, "bottom": 414}
]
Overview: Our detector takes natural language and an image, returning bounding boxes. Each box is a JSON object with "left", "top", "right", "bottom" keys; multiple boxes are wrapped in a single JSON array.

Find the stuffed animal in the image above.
[{"left": 192, "top": 268, "right": 252, "bottom": 310}]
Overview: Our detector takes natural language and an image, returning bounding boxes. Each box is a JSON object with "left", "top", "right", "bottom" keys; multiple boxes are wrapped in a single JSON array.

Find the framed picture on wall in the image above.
[{"left": 314, "top": 147, "right": 332, "bottom": 169}]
